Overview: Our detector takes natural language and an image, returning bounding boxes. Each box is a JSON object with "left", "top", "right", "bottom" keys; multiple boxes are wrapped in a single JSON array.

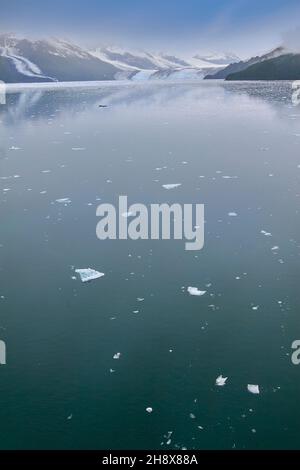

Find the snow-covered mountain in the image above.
[
  {"left": 0, "top": 34, "right": 119, "bottom": 83},
  {"left": 192, "top": 52, "right": 240, "bottom": 66},
  {"left": 91, "top": 46, "right": 239, "bottom": 81},
  {"left": 91, "top": 46, "right": 191, "bottom": 72},
  {"left": 0, "top": 33, "right": 240, "bottom": 83}
]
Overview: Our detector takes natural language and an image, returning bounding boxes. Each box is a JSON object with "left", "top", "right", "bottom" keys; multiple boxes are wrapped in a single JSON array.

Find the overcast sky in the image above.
[{"left": 1, "top": 0, "right": 300, "bottom": 58}]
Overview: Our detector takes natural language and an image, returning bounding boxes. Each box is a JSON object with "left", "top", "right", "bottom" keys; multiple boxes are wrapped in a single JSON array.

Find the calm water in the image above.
[{"left": 0, "top": 81, "right": 300, "bottom": 450}]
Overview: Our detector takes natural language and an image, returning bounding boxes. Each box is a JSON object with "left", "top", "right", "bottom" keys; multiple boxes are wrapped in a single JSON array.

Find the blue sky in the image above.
[{"left": 1, "top": 0, "right": 300, "bottom": 57}]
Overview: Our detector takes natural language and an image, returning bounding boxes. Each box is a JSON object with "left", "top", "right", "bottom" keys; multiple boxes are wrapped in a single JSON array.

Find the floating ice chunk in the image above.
[
  {"left": 247, "top": 384, "right": 260, "bottom": 394},
  {"left": 261, "top": 230, "right": 272, "bottom": 237},
  {"left": 189, "top": 413, "right": 196, "bottom": 419},
  {"left": 146, "top": 407, "right": 153, "bottom": 413},
  {"left": 75, "top": 268, "right": 105, "bottom": 283},
  {"left": 216, "top": 375, "right": 228, "bottom": 386},
  {"left": 228, "top": 212, "right": 238, "bottom": 217},
  {"left": 56, "top": 197, "right": 71, "bottom": 204},
  {"left": 67, "top": 414, "right": 73, "bottom": 420},
  {"left": 71, "top": 147, "right": 86, "bottom": 151},
  {"left": 271, "top": 246, "right": 279, "bottom": 251},
  {"left": 162, "top": 183, "right": 182, "bottom": 190},
  {"left": 187, "top": 287, "right": 207, "bottom": 297},
  {"left": 113, "top": 352, "right": 121, "bottom": 360},
  {"left": 9, "top": 146, "right": 22, "bottom": 150},
  {"left": 252, "top": 306, "right": 259, "bottom": 311}
]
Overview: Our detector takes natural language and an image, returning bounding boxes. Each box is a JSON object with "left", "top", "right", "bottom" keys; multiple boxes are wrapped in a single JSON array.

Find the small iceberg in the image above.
[
  {"left": 56, "top": 197, "right": 71, "bottom": 205},
  {"left": 162, "top": 183, "right": 182, "bottom": 190},
  {"left": 247, "top": 384, "right": 260, "bottom": 395},
  {"left": 261, "top": 230, "right": 272, "bottom": 237},
  {"left": 146, "top": 407, "right": 153, "bottom": 413},
  {"left": 113, "top": 352, "right": 121, "bottom": 360},
  {"left": 187, "top": 286, "right": 207, "bottom": 297},
  {"left": 216, "top": 375, "right": 228, "bottom": 387},
  {"left": 75, "top": 268, "right": 105, "bottom": 283}
]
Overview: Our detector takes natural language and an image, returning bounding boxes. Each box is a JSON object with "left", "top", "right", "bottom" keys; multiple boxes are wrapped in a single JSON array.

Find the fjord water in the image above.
[{"left": 0, "top": 81, "right": 300, "bottom": 450}]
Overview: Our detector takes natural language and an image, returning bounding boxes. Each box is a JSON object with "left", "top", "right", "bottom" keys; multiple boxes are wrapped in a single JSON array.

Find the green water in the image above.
[{"left": 0, "top": 81, "right": 300, "bottom": 449}]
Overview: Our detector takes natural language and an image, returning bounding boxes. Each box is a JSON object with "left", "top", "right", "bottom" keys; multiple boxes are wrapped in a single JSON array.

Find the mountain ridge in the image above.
[{"left": 0, "top": 34, "right": 239, "bottom": 83}]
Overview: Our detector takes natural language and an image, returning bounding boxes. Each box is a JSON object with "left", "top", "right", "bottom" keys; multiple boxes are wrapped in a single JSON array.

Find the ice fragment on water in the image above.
[
  {"left": 187, "top": 287, "right": 207, "bottom": 297},
  {"left": 75, "top": 268, "right": 105, "bottom": 283},
  {"left": 247, "top": 384, "right": 260, "bottom": 394},
  {"left": 162, "top": 183, "right": 182, "bottom": 190},
  {"left": 216, "top": 375, "right": 228, "bottom": 386},
  {"left": 261, "top": 230, "right": 272, "bottom": 237},
  {"left": 56, "top": 197, "right": 71, "bottom": 204}
]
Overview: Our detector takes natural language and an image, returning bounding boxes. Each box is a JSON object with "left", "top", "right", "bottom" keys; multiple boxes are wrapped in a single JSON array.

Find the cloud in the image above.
[{"left": 282, "top": 27, "right": 300, "bottom": 52}]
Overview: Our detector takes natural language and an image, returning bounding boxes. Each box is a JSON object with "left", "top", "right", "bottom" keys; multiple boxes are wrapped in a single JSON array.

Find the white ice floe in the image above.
[
  {"left": 71, "top": 147, "right": 86, "bottom": 151},
  {"left": 75, "top": 268, "right": 105, "bottom": 283},
  {"left": 67, "top": 414, "right": 73, "bottom": 420},
  {"left": 187, "top": 286, "right": 207, "bottom": 297},
  {"left": 247, "top": 384, "right": 260, "bottom": 395},
  {"left": 261, "top": 230, "right": 272, "bottom": 237},
  {"left": 113, "top": 352, "right": 121, "bottom": 360},
  {"left": 228, "top": 212, "right": 238, "bottom": 217},
  {"left": 271, "top": 246, "right": 279, "bottom": 251},
  {"left": 146, "top": 407, "right": 153, "bottom": 413},
  {"left": 216, "top": 375, "right": 228, "bottom": 387},
  {"left": 162, "top": 183, "right": 182, "bottom": 190},
  {"left": 56, "top": 197, "right": 71, "bottom": 204},
  {"left": 252, "top": 306, "right": 259, "bottom": 311}
]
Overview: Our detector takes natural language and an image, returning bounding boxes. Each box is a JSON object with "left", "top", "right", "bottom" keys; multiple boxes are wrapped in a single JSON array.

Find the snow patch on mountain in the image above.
[{"left": 1, "top": 47, "right": 54, "bottom": 80}]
